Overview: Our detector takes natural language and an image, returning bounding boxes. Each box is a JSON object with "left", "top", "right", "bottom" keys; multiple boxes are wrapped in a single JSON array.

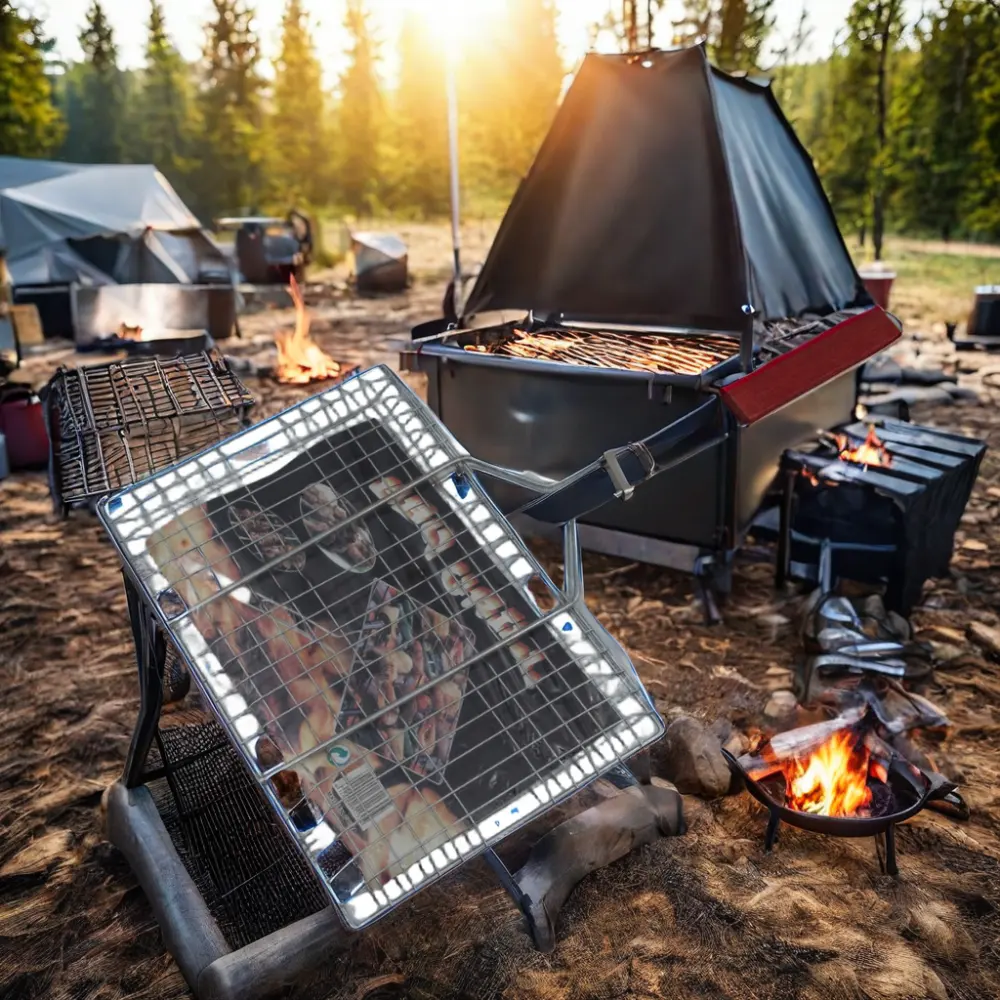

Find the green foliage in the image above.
[
  {"left": 0, "top": 1, "right": 63, "bottom": 157},
  {"left": 382, "top": 11, "right": 449, "bottom": 217},
  {"left": 266, "top": 0, "right": 332, "bottom": 209},
  {"left": 459, "top": 0, "right": 564, "bottom": 198},
  {"left": 21, "top": 0, "right": 1000, "bottom": 247},
  {"left": 962, "top": 4, "right": 1000, "bottom": 238},
  {"left": 595, "top": 0, "right": 668, "bottom": 50},
  {"left": 72, "top": 1, "right": 124, "bottom": 162},
  {"left": 130, "top": 1, "right": 197, "bottom": 199},
  {"left": 673, "top": 0, "right": 776, "bottom": 71},
  {"left": 195, "top": 0, "right": 264, "bottom": 217},
  {"left": 337, "top": 0, "right": 382, "bottom": 216},
  {"left": 809, "top": 0, "right": 905, "bottom": 257}
]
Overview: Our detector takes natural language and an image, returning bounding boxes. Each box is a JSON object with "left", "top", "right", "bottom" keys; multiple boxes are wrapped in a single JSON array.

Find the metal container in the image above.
[{"left": 968, "top": 285, "right": 1000, "bottom": 339}]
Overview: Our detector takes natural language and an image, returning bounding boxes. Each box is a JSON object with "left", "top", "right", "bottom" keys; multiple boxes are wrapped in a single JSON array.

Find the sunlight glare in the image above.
[{"left": 403, "top": 0, "right": 507, "bottom": 46}]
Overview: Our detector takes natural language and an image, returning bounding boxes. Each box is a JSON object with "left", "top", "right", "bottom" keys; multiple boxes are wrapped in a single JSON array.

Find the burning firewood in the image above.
[{"left": 274, "top": 276, "right": 351, "bottom": 385}]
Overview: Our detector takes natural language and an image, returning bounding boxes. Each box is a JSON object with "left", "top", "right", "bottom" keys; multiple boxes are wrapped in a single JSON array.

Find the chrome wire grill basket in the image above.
[
  {"left": 46, "top": 351, "right": 254, "bottom": 515},
  {"left": 101, "top": 365, "right": 664, "bottom": 930}
]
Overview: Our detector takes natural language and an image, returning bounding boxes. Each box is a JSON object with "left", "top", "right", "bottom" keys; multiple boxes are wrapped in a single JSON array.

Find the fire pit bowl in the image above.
[{"left": 722, "top": 747, "right": 965, "bottom": 875}]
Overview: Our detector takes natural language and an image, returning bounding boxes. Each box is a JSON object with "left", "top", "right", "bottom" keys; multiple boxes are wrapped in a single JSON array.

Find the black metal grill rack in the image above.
[
  {"left": 126, "top": 583, "right": 330, "bottom": 951},
  {"left": 45, "top": 351, "right": 255, "bottom": 516},
  {"left": 44, "top": 351, "right": 254, "bottom": 707}
]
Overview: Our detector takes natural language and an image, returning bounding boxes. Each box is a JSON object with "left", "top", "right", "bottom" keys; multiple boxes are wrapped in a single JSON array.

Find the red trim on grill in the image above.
[{"left": 719, "top": 307, "right": 900, "bottom": 426}]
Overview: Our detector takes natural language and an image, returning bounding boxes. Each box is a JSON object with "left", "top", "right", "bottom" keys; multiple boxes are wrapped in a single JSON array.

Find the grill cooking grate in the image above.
[
  {"left": 145, "top": 710, "right": 329, "bottom": 949},
  {"left": 464, "top": 328, "right": 738, "bottom": 376},
  {"left": 46, "top": 351, "right": 254, "bottom": 513},
  {"left": 101, "top": 366, "right": 663, "bottom": 930}
]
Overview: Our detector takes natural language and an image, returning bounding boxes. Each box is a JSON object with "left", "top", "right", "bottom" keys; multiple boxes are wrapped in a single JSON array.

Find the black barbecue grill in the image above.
[{"left": 404, "top": 48, "right": 900, "bottom": 608}]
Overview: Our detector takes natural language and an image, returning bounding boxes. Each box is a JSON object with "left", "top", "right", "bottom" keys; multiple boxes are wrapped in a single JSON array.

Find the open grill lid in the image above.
[{"left": 462, "top": 46, "right": 868, "bottom": 331}]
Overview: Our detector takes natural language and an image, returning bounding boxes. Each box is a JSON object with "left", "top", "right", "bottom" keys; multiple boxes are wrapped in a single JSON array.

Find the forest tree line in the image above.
[{"left": 2, "top": 0, "right": 1000, "bottom": 252}]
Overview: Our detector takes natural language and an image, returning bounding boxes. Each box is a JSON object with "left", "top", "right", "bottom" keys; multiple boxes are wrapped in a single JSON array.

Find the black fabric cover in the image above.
[
  {"left": 463, "top": 46, "right": 867, "bottom": 327},
  {"left": 708, "top": 70, "right": 867, "bottom": 320}
]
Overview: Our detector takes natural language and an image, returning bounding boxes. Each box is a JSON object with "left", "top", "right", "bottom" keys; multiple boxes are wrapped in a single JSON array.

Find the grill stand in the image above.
[
  {"left": 513, "top": 516, "right": 731, "bottom": 626},
  {"left": 112, "top": 527, "right": 685, "bottom": 997},
  {"left": 759, "top": 804, "right": 899, "bottom": 877}
]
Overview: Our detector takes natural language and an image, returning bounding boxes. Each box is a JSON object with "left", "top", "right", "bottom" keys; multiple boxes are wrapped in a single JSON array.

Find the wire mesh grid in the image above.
[
  {"left": 46, "top": 351, "right": 254, "bottom": 510},
  {"left": 462, "top": 328, "right": 740, "bottom": 376},
  {"left": 100, "top": 365, "right": 663, "bottom": 930},
  {"left": 146, "top": 708, "right": 330, "bottom": 948}
]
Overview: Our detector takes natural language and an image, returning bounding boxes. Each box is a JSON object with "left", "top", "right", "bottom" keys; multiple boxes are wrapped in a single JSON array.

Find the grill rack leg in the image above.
[
  {"left": 764, "top": 810, "right": 780, "bottom": 852},
  {"left": 878, "top": 825, "right": 899, "bottom": 878},
  {"left": 123, "top": 578, "right": 165, "bottom": 788},
  {"left": 775, "top": 466, "right": 797, "bottom": 588},
  {"left": 694, "top": 555, "right": 724, "bottom": 626},
  {"left": 489, "top": 782, "right": 685, "bottom": 951}
]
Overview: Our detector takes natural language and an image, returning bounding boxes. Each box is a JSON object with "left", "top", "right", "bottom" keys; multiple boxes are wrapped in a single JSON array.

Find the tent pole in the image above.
[{"left": 446, "top": 51, "right": 463, "bottom": 320}]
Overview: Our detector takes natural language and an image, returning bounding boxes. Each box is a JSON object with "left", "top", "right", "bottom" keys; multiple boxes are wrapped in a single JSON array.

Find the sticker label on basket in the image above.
[{"left": 332, "top": 764, "right": 394, "bottom": 829}]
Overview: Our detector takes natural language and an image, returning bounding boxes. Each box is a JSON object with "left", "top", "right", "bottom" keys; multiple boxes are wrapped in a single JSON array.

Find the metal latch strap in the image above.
[
  {"left": 602, "top": 441, "right": 656, "bottom": 501},
  {"left": 602, "top": 448, "right": 634, "bottom": 500}
]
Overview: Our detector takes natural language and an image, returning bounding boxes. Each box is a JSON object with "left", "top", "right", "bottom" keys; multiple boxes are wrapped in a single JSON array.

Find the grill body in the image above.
[{"left": 406, "top": 320, "right": 859, "bottom": 571}]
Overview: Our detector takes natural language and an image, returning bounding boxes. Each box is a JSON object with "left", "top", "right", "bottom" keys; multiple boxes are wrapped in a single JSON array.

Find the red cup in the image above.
[
  {"left": 0, "top": 388, "right": 49, "bottom": 470},
  {"left": 859, "top": 270, "right": 896, "bottom": 311}
]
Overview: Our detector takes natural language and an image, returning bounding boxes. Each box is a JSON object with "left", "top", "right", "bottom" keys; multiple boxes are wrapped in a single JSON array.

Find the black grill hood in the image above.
[{"left": 462, "top": 46, "right": 868, "bottom": 330}]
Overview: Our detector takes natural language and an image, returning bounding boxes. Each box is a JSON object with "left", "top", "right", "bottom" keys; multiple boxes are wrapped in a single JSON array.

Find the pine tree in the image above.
[
  {"left": 0, "top": 2, "right": 63, "bottom": 157},
  {"left": 889, "top": 2, "right": 986, "bottom": 240},
  {"left": 812, "top": 0, "right": 904, "bottom": 257},
  {"left": 673, "top": 0, "right": 776, "bottom": 71},
  {"left": 133, "top": 1, "right": 195, "bottom": 190},
  {"left": 196, "top": 0, "right": 264, "bottom": 216},
  {"left": 595, "top": 0, "right": 667, "bottom": 51},
  {"left": 386, "top": 10, "right": 449, "bottom": 216},
  {"left": 337, "top": 0, "right": 382, "bottom": 215},
  {"left": 964, "top": 2, "right": 1000, "bottom": 238},
  {"left": 77, "top": 1, "right": 124, "bottom": 162},
  {"left": 268, "top": 0, "right": 330, "bottom": 208},
  {"left": 460, "top": 0, "right": 564, "bottom": 200}
]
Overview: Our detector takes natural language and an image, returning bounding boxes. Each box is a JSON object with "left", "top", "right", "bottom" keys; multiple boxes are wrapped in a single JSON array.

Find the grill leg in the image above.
[
  {"left": 764, "top": 810, "right": 780, "bottom": 852},
  {"left": 694, "top": 555, "right": 723, "bottom": 626},
  {"left": 880, "top": 826, "right": 899, "bottom": 877},
  {"left": 775, "top": 467, "right": 797, "bottom": 588},
  {"left": 123, "top": 578, "right": 164, "bottom": 788},
  {"left": 510, "top": 783, "right": 685, "bottom": 951}
]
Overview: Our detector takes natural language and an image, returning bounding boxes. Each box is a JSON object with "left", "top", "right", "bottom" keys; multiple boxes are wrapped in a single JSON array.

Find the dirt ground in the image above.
[{"left": 4, "top": 267, "right": 1000, "bottom": 1000}]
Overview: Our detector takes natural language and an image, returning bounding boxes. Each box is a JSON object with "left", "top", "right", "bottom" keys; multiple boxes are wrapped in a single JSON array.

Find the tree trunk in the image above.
[
  {"left": 872, "top": 0, "right": 900, "bottom": 262},
  {"left": 624, "top": 0, "right": 639, "bottom": 51}
]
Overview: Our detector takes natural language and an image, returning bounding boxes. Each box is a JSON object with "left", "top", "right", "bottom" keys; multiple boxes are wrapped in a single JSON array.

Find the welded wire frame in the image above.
[
  {"left": 99, "top": 365, "right": 663, "bottom": 931},
  {"left": 46, "top": 352, "right": 254, "bottom": 510},
  {"left": 463, "top": 328, "right": 739, "bottom": 376}
]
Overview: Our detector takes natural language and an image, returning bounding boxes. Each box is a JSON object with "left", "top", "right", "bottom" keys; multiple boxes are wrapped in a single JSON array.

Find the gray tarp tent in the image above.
[
  {"left": 462, "top": 46, "right": 869, "bottom": 329},
  {"left": 0, "top": 158, "right": 228, "bottom": 287}
]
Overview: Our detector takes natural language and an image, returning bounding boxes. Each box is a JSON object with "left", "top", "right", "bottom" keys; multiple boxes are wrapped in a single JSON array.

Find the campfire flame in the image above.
[
  {"left": 836, "top": 425, "right": 892, "bottom": 467},
  {"left": 274, "top": 276, "right": 347, "bottom": 385},
  {"left": 783, "top": 730, "right": 877, "bottom": 817}
]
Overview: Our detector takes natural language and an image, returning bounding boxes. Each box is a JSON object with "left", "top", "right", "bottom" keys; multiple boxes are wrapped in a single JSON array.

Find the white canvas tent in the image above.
[{"left": 0, "top": 158, "right": 227, "bottom": 287}]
